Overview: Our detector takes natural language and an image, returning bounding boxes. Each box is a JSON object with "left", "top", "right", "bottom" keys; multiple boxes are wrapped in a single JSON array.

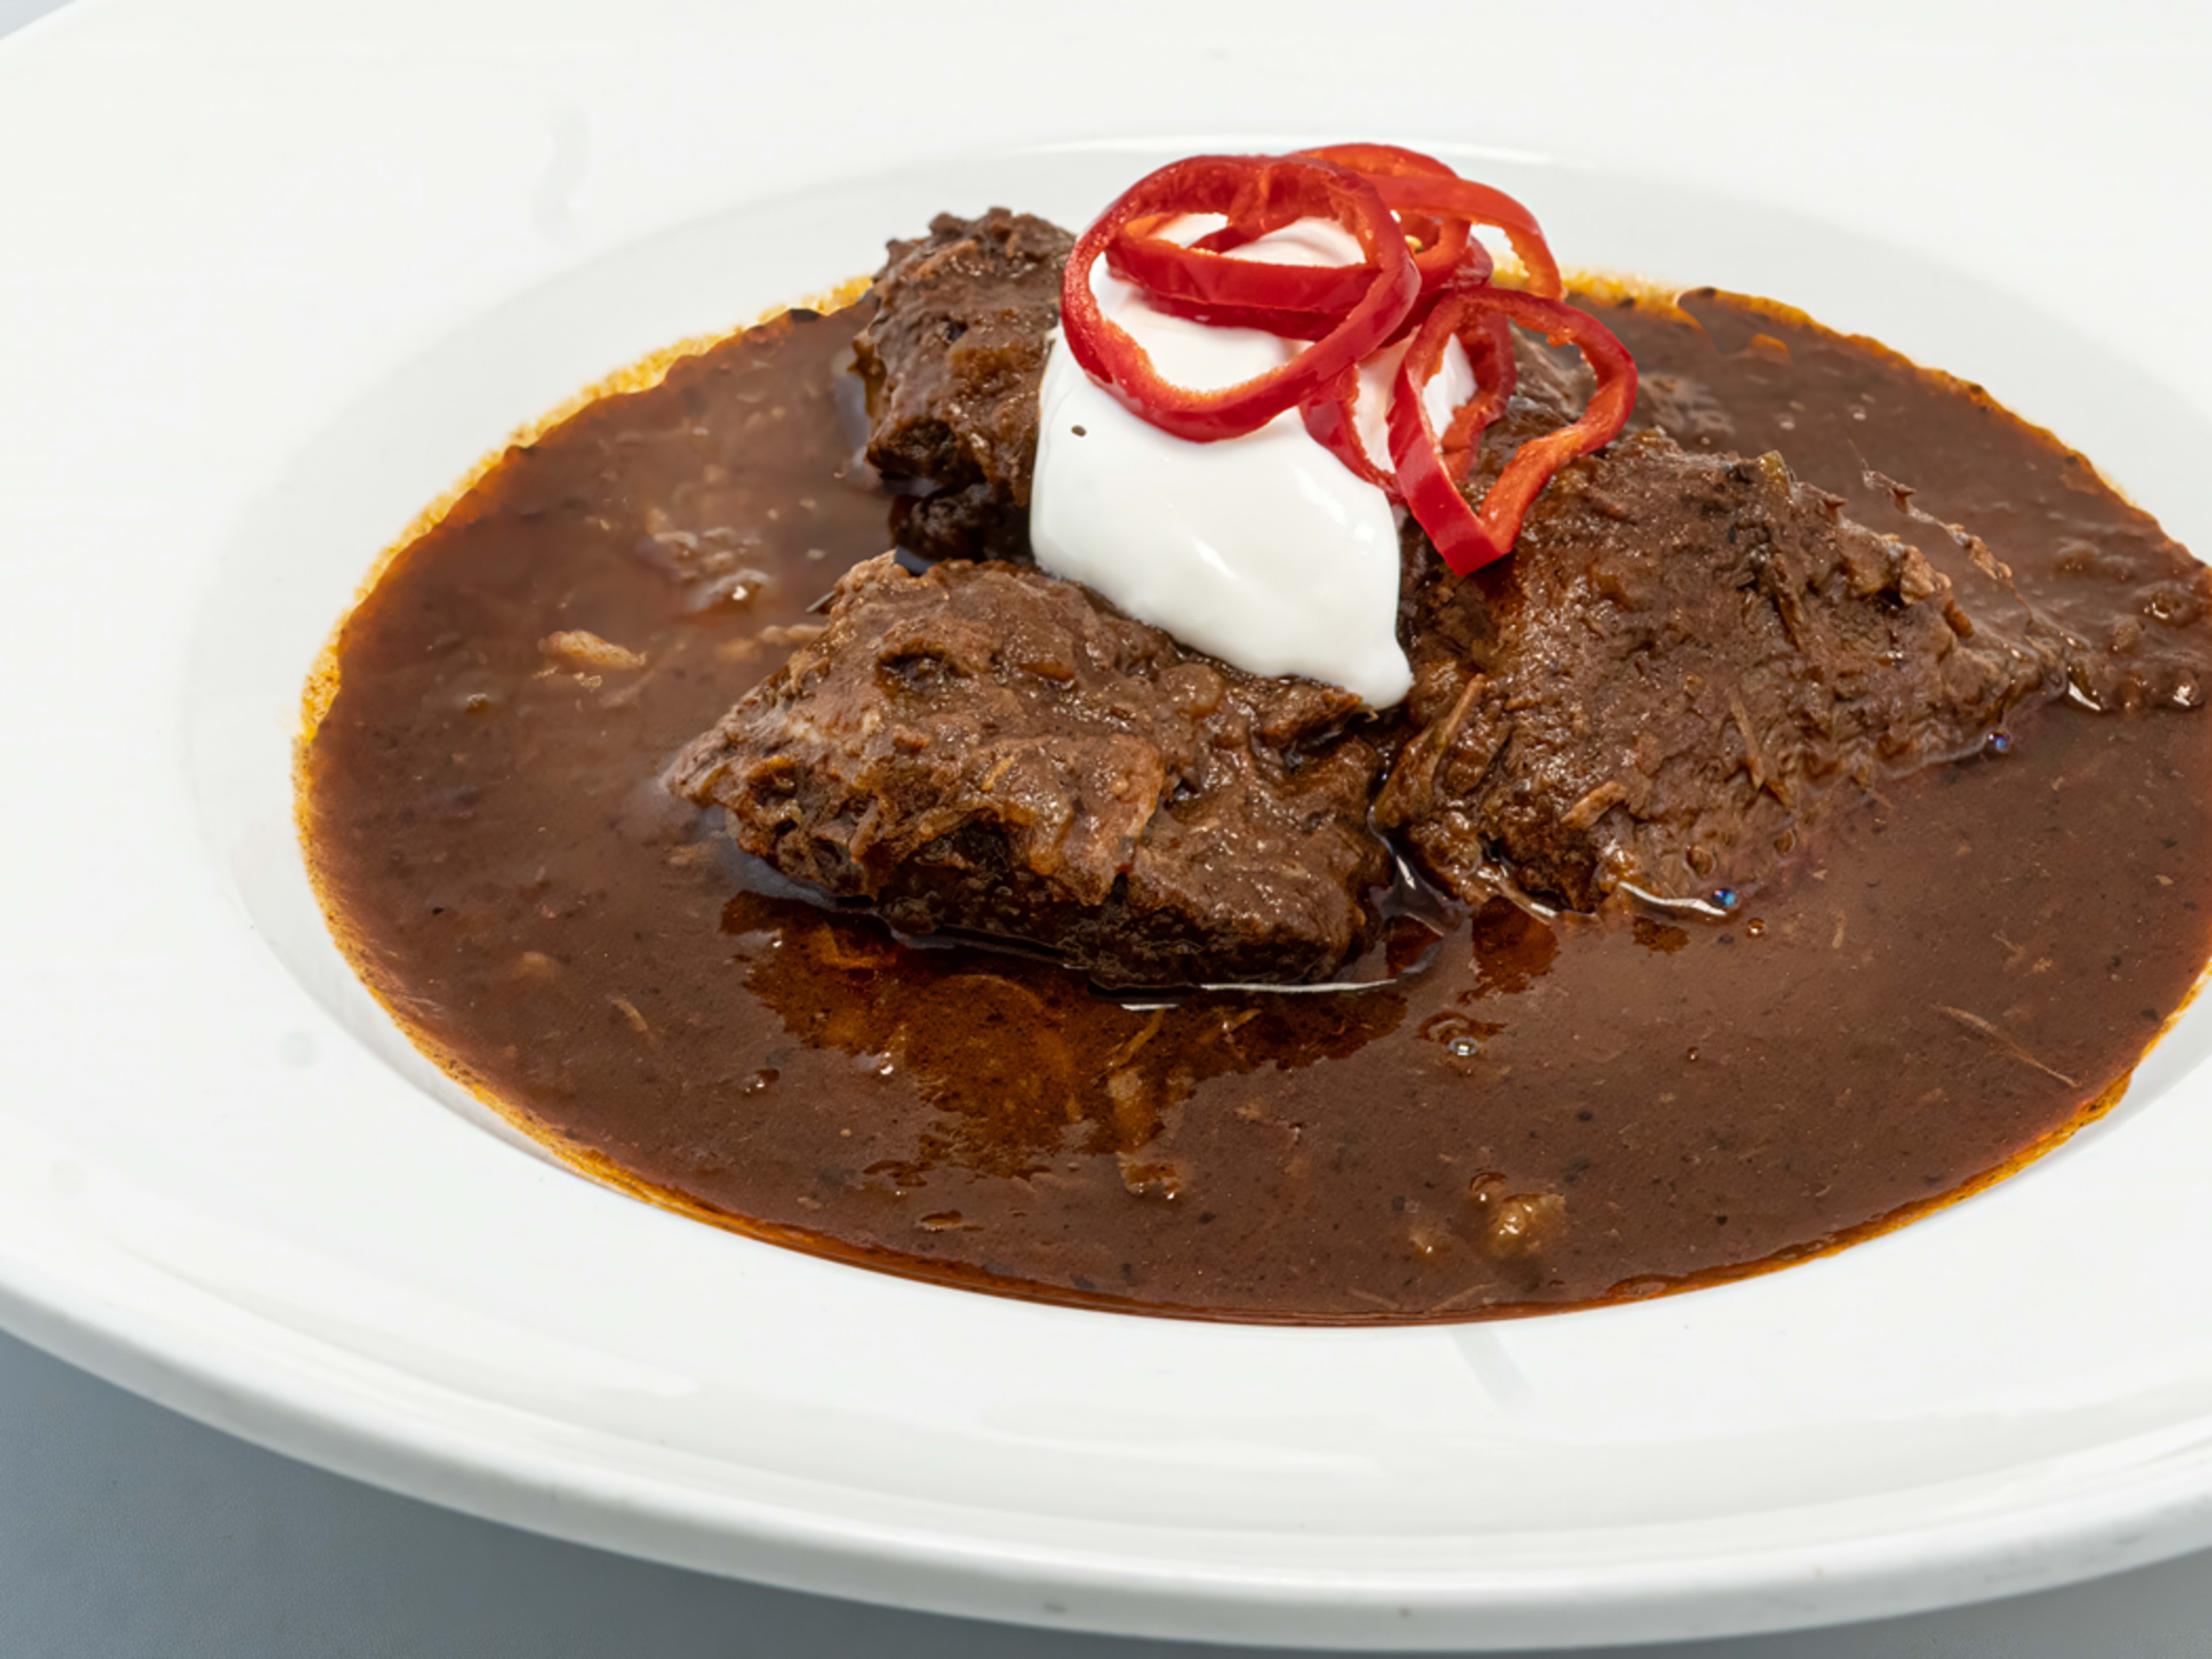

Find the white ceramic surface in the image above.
[{"left": 7, "top": 2, "right": 2212, "bottom": 1650}]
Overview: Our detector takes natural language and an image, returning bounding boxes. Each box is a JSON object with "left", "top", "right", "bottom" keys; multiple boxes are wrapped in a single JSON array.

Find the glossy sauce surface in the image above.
[{"left": 299, "top": 291, "right": 2212, "bottom": 1322}]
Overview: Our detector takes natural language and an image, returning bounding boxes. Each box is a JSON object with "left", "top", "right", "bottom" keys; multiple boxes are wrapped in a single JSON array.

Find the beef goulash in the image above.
[
  {"left": 672, "top": 554, "right": 1387, "bottom": 987},
  {"left": 301, "top": 146, "right": 2212, "bottom": 1322}
]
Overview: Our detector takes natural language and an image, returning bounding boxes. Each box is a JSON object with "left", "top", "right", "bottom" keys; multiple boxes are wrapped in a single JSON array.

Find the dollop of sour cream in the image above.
[{"left": 1030, "top": 218, "right": 1471, "bottom": 710}]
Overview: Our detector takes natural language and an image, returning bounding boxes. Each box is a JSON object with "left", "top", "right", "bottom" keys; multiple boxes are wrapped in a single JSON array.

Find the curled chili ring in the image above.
[
  {"left": 1108, "top": 212, "right": 1385, "bottom": 325},
  {"left": 1293, "top": 143, "right": 1478, "bottom": 288},
  {"left": 1298, "top": 365, "right": 1392, "bottom": 490},
  {"left": 1103, "top": 142, "right": 1540, "bottom": 329},
  {"left": 1387, "top": 289, "right": 1638, "bottom": 575},
  {"left": 1361, "top": 171, "right": 1563, "bottom": 300},
  {"left": 1300, "top": 297, "right": 1521, "bottom": 487},
  {"left": 1107, "top": 293, "right": 1379, "bottom": 343},
  {"left": 1178, "top": 142, "right": 1482, "bottom": 294},
  {"left": 1435, "top": 306, "right": 1522, "bottom": 479},
  {"left": 1124, "top": 228, "right": 1490, "bottom": 342},
  {"left": 1061, "top": 154, "right": 1421, "bottom": 442}
]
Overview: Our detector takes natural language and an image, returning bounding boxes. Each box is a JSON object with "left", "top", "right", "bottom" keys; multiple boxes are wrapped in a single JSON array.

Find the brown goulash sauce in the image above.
[{"left": 300, "top": 289, "right": 2212, "bottom": 1323}]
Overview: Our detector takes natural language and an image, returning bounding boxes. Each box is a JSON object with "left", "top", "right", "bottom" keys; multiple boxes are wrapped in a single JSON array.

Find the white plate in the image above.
[{"left": 8, "top": 4, "right": 2212, "bottom": 1650}]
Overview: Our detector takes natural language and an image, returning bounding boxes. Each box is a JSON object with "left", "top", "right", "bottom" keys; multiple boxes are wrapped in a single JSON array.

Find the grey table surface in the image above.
[
  {"left": 6, "top": 1323, "right": 2212, "bottom": 1658},
  {"left": 7, "top": 0, "right": 2212, "bottom": 1652}
]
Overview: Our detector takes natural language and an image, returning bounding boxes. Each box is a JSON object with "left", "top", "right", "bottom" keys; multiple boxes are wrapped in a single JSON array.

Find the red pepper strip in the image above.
[
  {"left": 1177, "top": 218, "right": 1488, "bottom": 296},
  {"left": 1299, "top": 366, "right": 1391, "bottom": 488},
  {"left": 1062, "top": 155, "right": 1418, "bottom": 442},
  {"left": 1438, "top": 309, "right": 1519, "bottom": 479},
  {"left": 1124, "top": 230, "right": 1490, "bottom": 340},
  {"left": 1389, "top": 290, "right": 1637, "bottom": 575},
  {"left": 1190, "top": 144, "right": 1477, "bottom": 291},
  {"left": 1120, "top": 296, "right": 1347, "bottom": 341},
  {"left": 1294, "top": 143, "right": 1475, "bottom": 289},
  {"left": 1300, "top": 289, "right": 1522, "bottom": 488},
  {"left": 1362, "top": 173, "right": 1563, "bottom": 300},
  {"left": 1116, "top": 144, "right": 1500, "bottom": 323},
  {"left": 1181, "top": 143, "right": 1554, "bottom": 303},
  {"left": 1108, "top": 211, "right": 1382, "bottom": 323}
]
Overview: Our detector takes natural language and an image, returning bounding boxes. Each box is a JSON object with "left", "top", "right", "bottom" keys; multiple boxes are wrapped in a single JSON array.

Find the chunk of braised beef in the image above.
[
  {"left": 671, "top": 553, "right": 1391, "bottom": 986},
  {"left": 1380, "top": 427, "right": 2065, "bottom": 910},
  {"left": 851, "top": 209, "right": 1075, "bottom": 563}
]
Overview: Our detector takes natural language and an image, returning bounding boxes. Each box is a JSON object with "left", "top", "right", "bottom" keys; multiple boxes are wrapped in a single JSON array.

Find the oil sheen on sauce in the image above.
[{"left": 297, "top": 290, "right": 2212, "bottom": 1324}]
